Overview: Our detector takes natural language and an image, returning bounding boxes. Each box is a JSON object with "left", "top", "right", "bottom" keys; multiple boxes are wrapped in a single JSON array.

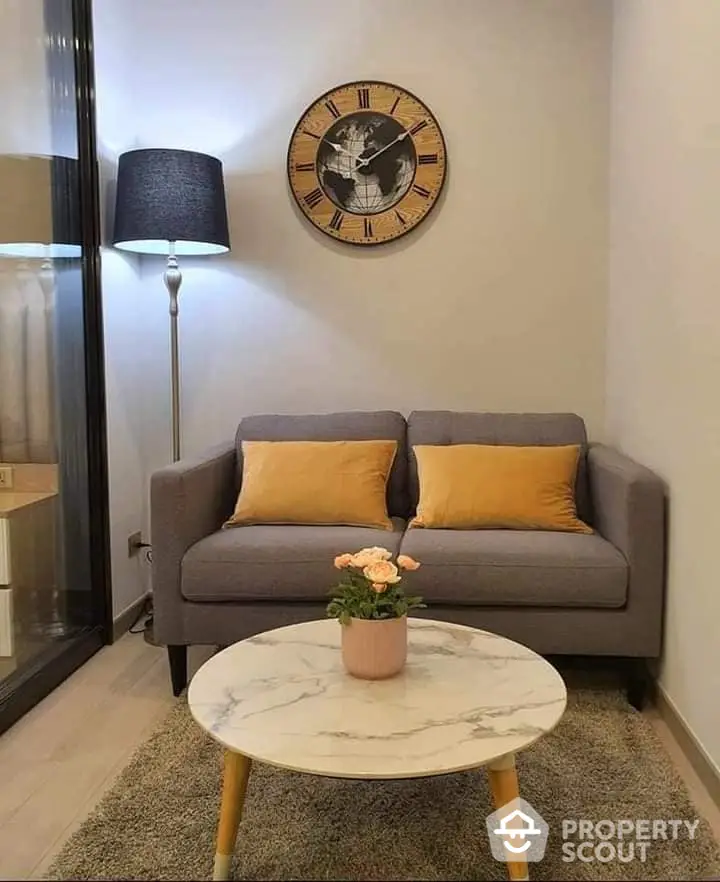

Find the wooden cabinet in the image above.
[{"left": 0, "top": 493, "right": 58, "bottom": 657}]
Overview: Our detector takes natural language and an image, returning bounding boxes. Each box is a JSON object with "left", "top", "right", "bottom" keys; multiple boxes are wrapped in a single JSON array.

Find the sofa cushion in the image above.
[
  {"left": 225, "top": 440, "right": 397, "bottom": 530},
  {"left": 398, "top": 528, "right": 627, "bottom": 608},
  {"left": 407, "top": 411, "right": 592, "bottom": 523},
  {"left": 235, "top": 412, "right": 408, "bottom": 519},
  {"left": 411, "top": 443, "right": 592, "bottom": 533},
  {"left": 182, "top": 518, "right": 406, "bottom": 602}
]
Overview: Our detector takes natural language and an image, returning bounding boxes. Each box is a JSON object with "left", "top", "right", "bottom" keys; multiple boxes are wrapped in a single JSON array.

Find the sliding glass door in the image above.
[{"left": 0, "top": 0, "right": 109, "bottom": 733}]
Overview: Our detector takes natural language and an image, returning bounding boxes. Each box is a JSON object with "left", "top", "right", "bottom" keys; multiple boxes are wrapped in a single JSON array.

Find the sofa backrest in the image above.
[
  {"left": 407, "top": 411, "right": 591, "bottom": 523},
  {"left": 235, "top": 411, "right": 409, "bottom": 519}
]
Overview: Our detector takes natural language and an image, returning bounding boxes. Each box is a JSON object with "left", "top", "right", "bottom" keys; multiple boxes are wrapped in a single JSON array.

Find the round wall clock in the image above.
[{"left": 287, "top": 80, "right": 447, "bottom": 246}]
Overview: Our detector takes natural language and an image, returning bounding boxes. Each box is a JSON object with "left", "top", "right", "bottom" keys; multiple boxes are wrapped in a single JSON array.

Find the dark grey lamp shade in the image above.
[
  {"left": 0, "top": 154, "right": 82, "bottom": 258},
  {"left": 113, "top": 148, "right": 230, "bottom": 256}
]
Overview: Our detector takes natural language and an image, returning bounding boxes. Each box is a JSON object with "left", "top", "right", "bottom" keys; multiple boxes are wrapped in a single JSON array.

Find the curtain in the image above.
[{"left": 0, "top": 261, "right": 56, "bottom": 462}]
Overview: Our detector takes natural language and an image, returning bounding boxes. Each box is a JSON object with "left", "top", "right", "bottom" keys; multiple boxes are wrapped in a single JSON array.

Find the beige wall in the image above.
[
  {"left": 0, "top": 6, "right": 58, "bottom": 464},
  {"left": 0, "top": 0, "right": 51, "bottom": 157},
  {"left": 608, "top": 0, "right": 720, "bottom": 771}
]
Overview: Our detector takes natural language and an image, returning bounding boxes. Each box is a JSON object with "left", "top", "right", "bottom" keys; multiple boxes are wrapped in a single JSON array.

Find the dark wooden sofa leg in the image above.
[
  {"left": 168, "top": 645, "right": 188, "bottom": 696},
  {"left": 626, "top": 658, "right": 651, "bottom": 710}
]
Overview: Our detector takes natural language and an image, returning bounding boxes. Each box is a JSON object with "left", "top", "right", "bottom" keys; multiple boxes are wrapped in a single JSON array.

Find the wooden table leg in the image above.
[
  {"left": 487, "top": 753, "right": 529, "bottom": 882},
  {"left": 213, "top": 751, "right": 252, "bottom": 881}
]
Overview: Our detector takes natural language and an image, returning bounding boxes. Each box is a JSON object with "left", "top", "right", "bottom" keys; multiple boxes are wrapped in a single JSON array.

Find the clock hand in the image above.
[
  {"left": 321, "top": 137, "right": 356, "bottom": 158},
  {"left": 357, "top": 129, "right": 411, "bottom": 167}
]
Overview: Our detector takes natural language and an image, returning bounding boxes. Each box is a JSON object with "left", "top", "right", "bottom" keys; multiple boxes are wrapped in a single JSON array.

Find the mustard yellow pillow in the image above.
[
  {"left": 412, "top": 444, "right": 592, "bottom": 533},
  {"left": 225, "top": 440, "right": 397, "bottom": 530}
]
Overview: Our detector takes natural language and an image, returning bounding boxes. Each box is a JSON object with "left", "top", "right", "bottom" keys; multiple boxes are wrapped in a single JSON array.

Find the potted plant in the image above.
[{"left": 327, "top": 547, "right": 425, "bottom": 680}]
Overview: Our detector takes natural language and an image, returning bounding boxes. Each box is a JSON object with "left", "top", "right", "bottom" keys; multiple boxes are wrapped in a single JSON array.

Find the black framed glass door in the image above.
[{"left": 0, "top": 0, "right": 110, "bottom": 733}]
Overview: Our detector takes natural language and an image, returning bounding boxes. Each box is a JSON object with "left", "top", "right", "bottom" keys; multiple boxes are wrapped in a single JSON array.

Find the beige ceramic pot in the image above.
[{"left": 341, "top": 615, "right": 408, "bottom": 680}]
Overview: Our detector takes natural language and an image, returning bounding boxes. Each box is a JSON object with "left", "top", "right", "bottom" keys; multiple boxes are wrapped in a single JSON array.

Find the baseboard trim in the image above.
[
  {"left": 112, "top": 593, "right": 150, "bottom": 642},
  {"left": 655, "top": 684, "right": 720, "bottom": 810}
]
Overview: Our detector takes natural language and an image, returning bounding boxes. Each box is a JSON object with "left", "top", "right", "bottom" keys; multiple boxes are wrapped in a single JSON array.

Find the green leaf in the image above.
[{"left": 327, "top": 572, "right": 426, "bottom": 620}]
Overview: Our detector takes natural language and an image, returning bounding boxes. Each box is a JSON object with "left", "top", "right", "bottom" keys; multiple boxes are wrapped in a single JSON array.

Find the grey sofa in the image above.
[{"left": 151, "top": 411, "right": 665, "bottom": 706}]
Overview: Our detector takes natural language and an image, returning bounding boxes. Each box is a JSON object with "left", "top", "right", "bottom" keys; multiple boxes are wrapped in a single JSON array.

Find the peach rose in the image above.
[
  {"left": 372, "top": 582, "right": 388, "bottom": 593},
  {"left": 358, "top": 546, "right": 392, "bottom": 561},
  {"left": 397, "top": 554, "right": 421, "bottom": 571},
  {"left": 334, "top": 553, "right": 353, "bottom": 569},
  {"left": 363, "top": 560, "right": 401, "bottom": 586},
  {"left": 350, "top": 546, "right": 392, "bottom": 568}
]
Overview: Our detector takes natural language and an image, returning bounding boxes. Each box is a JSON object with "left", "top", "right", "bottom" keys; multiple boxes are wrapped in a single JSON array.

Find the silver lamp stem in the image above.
[{"left": 163, "top": 242, "right": 182, "bottom": 462}]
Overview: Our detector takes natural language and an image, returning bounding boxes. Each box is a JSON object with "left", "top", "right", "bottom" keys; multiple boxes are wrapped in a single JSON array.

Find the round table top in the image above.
[{"left": 188, "top": 618, "right": 567, "bottom": 780}]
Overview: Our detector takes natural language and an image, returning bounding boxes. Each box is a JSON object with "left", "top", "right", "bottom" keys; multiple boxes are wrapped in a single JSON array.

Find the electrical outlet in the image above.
[
  {"left": 127, "top": 531, "right": 143, "bottom": 557},
  {"left": 0, "top": 467, "right": 13, "bottom": 489}
]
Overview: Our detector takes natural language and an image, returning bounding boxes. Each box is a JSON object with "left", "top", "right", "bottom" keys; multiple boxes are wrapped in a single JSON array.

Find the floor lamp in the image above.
[{"left": 112, "top": 148, "right": 230, "bottom": 463}]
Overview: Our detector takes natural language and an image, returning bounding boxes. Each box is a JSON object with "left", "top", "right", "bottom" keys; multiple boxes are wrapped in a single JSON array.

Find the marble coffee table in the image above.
[{"left": 188, "top": 618, "right": 567, "bottom": 881}]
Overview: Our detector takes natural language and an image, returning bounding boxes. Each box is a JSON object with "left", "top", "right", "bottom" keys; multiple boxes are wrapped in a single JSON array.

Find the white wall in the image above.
[
  {"left": 94, "top": 1, "right": 162, "bottom": 618},
  {"left": 609, "top": 1, "right": 720, "bottom": 771},
  {"left": 128, "top": 0, "right": 611, "bottom": 447},
  {"left": 93, "top": 0, "right": 612, "bottom": 615}
]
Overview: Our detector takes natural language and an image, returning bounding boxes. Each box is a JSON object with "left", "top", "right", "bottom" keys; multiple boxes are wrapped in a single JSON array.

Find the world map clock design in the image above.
[{"left": 287, "top": 81, "right": 447, "bottom": 245}]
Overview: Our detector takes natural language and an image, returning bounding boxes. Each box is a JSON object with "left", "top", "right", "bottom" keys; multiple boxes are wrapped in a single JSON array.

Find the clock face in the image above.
[{"left": 287, "top": 81, "right": 447, "bottom": 245}]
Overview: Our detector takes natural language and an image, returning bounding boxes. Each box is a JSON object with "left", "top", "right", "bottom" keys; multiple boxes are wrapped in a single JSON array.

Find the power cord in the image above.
[
  {"left": 132, "top": 541, "right": 153, "bottom": 564},
  {"left": 129, "top": 595, "right": 153, "bottom": 634},
  {"left": 126, "top": 541, "right": 155, "bottom": 638}
]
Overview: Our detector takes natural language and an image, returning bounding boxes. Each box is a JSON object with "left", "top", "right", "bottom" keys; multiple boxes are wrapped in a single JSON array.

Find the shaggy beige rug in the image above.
[{"left": 47, "top": 690, "right": 719, "bottom": 881}]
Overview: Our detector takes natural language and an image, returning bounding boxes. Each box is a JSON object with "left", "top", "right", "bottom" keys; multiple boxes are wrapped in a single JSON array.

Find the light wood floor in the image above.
[{"left": 0, "top": 634, "right": 718, "bottom": 881}]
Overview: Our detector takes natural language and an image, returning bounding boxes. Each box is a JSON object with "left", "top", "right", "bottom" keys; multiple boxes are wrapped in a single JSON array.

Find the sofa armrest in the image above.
[
  {"left": 151, "top": 441, "right": 237, "bottom": 644},
  {"left": 588, "top": 443, "right": 666, "bottom": 655}
]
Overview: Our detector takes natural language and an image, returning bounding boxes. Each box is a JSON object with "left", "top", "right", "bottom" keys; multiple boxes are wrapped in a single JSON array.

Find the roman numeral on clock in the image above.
[
  {"left": 409, "top": 119, "right": 428, "bottom": 135},
  {"left": 412, "top": 184, "right": 431, "bottom": 199},
  {"left": 303, "top": 188, "right": 323, "bottom": 209},
  {"left": 325, "top": 99, "right": 340, "bottom": 119},
  {"left": 295, "top": 162, "right": 315, "bottom": 172},
  {"left": 395, "top": 210, "right": 407, "bottom": 226},
  {"left": 389, "top": 96, "right": 400, "bottom": 115},
  {"left": 363, "top": 218, "right": 373, "bottom": 237},
  {"left": 328, "top": 209, "right": 344, "bottom": 231},
  {"left": 418, "top": 153, "right": 438, "bottom": 165},
  {"left": 357, "top": 87, "right": 370, "bottom": 109},
  {"left": 303, "top": 129, "right": 320, "bottom": 140}
]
